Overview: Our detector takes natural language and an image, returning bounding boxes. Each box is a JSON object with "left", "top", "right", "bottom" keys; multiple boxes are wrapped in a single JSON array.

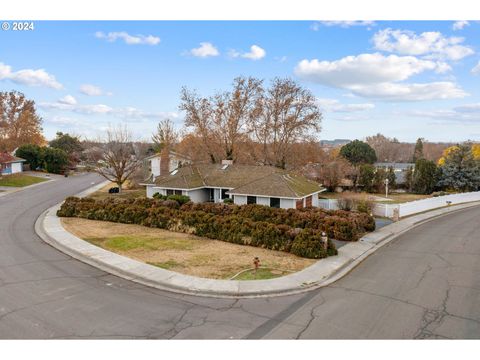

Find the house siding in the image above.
[
  {"left": 187, "top": 188, "right": 210, "bottom": 203},
  {"left": 257, "top": 196, "right": 270, "bottom": 206},
  {"left": 234, "top": 195, "right": 247, "bottom": 205},
  {"left": 312, "top": 194, "right": 319, "bottom": 207},
  {"left": 146, "top": 186, "right": 163, "bottom": 198},
  {"left": 11, "top": 162, "right": 22, "bottom": 174},
  {"left": 1, "top": 162, "right": 23, "bottom": 175},
  {"left": 280, "top": 198, "right": 295, "bottom": 209}
]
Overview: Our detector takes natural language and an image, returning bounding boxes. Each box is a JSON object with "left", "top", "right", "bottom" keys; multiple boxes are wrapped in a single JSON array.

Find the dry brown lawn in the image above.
[
  {"left": 61, "top": 218, "right": 315, "bottom": 280},
  {"left": 87, "top": 182, "right": 146, "bottom": 200}
]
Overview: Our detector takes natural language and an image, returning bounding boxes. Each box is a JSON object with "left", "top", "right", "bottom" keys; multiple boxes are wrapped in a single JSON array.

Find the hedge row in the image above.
[
  {"left": 180, "top": 203, "right": 375, "bottom": 238},
  {"left": 56, "top": 197, "right": 374, "bottom": 259}
]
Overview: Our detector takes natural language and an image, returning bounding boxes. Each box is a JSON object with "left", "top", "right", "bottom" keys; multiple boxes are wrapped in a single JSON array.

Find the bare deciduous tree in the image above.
[
  {"left": 179, "top": 76, "right": 262, "bottom": 163},
  {"left": 250, "top": 78, "right": 322, "bottom": 169},
  {"left": 93, "top": 126, "right": 142, "bottom": 192},
  {"left": 152, "top": 118, "right": 178, "bottom": 152},
  {"left": 211, "top": 77, "right": 263, "bottom": 160},
  {"left": 179, "top": 88, "right": 217, "bottom": 163}
]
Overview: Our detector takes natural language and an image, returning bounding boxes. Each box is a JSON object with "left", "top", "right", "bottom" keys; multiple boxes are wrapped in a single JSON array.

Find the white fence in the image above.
[
  {"left": 317, "top": 191, "right": 480, "bottom": 219},
  {"left": 373, "top": 203, "right": 399, "bottom": 218},
  {"left": 398, "top": 191, "right": 480, "bottom": 217},
  {"left": 318, "top": 198, "right": 398, "bottom": 218}
]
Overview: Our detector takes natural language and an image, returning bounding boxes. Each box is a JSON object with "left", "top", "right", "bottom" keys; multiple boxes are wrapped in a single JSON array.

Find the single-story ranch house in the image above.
[
  {"left": 0, "top": 153, "right": 26, "bottom": 175},
  {"left": 143, "top": 161, "right": 325, "bottom": 209}
]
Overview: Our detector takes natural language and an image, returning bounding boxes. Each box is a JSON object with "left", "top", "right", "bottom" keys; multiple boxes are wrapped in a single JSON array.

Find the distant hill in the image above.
[{"left": 320, "top": 139, "right": 351, "bottom": 147}]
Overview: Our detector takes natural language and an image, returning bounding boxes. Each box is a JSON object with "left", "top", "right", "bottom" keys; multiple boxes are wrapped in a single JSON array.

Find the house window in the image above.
[
  {"left": 221, "top": 189, "right": 229, "bottom": 199},
  {"left": 247, "top": 196, "right": 257, "bottom": 205},
  {"left": 174, "top": 190, "right": 182, "bottom": 195},
  {"left": 166, "top": 189, "right": 174, "bottom": 196},
  {"left": 270, "top": 197, "right": 280, "bottom": 208}
]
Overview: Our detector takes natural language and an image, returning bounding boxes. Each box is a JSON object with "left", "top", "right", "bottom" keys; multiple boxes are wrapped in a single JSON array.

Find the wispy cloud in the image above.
[
  {"left": 95, "top": 31, "right": 160, "bottom": 45},
  {"left": 372, "top": 28, "right": 474, "bottom": 61},
  {"left": 471, "top": 61, "right": 480, "bottom": 75},
  {"left": 452, "top": 21, "right": 470, "bottom": 30},
  {"left": 316, "top": 98, "right": 375, "bottom": 113},
  {"left": 311, "top": 21, "right": 376, "bottom": 31},
  {"left": 79, "top": 84, "right": 112, "bottom": 96},
  {"left": 39, "top": 97, "right": 178, "bottom": 122}
]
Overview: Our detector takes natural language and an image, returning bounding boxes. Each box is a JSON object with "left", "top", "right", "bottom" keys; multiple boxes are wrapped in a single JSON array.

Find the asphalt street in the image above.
[{"left": 1, "top": 173, "right": 479, "bottom": 339}]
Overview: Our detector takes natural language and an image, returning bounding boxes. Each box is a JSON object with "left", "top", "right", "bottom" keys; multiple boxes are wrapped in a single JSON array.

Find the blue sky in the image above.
[{"left": 0, "top": 20, "right": 479, "bottom": 142}]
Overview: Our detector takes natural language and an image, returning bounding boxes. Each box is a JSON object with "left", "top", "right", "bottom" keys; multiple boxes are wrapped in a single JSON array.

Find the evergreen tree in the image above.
[
  {"left": 358, "top": 164, "right": 376, "bottom": 193},
  {"left": 413, "top": 158, "right": 437, "bottom": 194},
  {"left": 404, "top": 166, "right": 414, "bottom": 192},
  {"left": 339, "top": 140, "right": 377, "bottom": 166},
  {"left": 387, "top": 166, "right": 396, "bottom": 190},
  {"left": 43, "top": 147, "right": 69, "bottom": 174},
  {"left": 49, "top": 132, "right": 83, "bottom": 155},
  {"left": 437, "top": 144, "right": 480, "bottom": 192},
  {"left": 412, "top": 138, "right": 424, "bottom": 162},
  {"left": 15, "top": 144, "right": 44, "bottom": 171}
]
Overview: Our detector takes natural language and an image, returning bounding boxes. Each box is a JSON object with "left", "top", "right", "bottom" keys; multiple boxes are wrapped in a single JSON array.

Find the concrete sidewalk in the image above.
[{"left": 36, "top": 188, "right": 480, "bottom": 298}]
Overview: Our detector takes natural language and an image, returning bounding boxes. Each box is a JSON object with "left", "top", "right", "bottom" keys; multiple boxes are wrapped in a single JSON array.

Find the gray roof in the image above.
[
  {"left": 152, "top": 163, "right": 323, "bottom": 198},
  {"left": 374, "top": 162, "right": 415, "bottom": 170}
]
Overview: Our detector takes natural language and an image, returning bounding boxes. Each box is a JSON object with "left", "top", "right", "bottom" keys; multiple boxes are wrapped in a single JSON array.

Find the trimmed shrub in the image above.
[
  {"left": 152, "top": 192, "right": 167, "bottom": 200},
  {"left": 57, "top": 196, "right": 374, "bottom": 258},
  {"left": 166, "top": 194, "right": 191, "bottom": 205},
  {"left": 291, "top": 229, "right": 337, "bottom": 259}
]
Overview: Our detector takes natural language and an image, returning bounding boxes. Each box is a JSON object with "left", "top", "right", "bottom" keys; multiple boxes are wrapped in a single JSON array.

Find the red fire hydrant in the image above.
[{"left": 253, "top": 257, "right": 260, "bottom": 274}]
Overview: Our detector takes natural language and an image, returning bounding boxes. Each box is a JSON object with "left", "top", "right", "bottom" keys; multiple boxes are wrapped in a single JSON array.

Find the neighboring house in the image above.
[
  {"left": 143, "top": 161, "right": 325, "bottom": 209},
  {"left": 0, "top": 153, "right": 26, "bottom": 175},
  {"left": 144, "top": 150, "right": 191, "bottom": 181},
  {"left": 374, "top": 162, "right": 415, "bottom": 185},
  {"left": 301, "top": 162, "right": 354, "bottom": 192}
]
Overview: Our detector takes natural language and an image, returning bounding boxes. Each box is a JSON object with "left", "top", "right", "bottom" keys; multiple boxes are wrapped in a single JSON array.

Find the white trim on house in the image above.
[
  {"left": 227, "top": 190, "right": 324, "bottom": 200},
  {"left": 145, "top": 185, "right": 207, "bottom": 192}
]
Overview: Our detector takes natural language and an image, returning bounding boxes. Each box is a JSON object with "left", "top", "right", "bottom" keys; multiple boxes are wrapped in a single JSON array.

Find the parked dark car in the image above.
[{"left": 108, "top": 187, "right": 120, "bottom": 194}]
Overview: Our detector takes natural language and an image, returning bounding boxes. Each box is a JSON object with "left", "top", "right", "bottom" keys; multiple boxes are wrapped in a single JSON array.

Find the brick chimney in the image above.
[{"left": 160, "top": 147, "right": 170, "bottom": 175}]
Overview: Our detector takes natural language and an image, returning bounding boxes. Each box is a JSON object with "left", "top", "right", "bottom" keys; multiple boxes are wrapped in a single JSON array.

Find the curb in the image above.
[{"left": 35, "top": 189, "right": 480, "bottom": 298}]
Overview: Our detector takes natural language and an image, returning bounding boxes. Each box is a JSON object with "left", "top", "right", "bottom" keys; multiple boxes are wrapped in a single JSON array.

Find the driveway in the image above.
[{"left": 1, "top": 173, "right": 479, "bottom": 339}]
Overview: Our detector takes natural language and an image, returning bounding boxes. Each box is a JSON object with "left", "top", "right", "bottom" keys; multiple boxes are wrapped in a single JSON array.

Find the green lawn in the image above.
[
  {"left": 86, "top": 234, "right": 196, "bottom": 251},
  {"left": 0, "top": 174, "right": 48, "bottom": 187},
  {"left": 232, "top": 268, "right": 290, "bottom": 280}
]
